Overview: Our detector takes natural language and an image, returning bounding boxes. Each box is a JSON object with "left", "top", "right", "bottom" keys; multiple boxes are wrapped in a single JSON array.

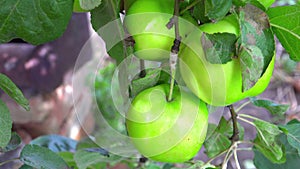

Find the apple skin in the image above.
[
  {"left": 73, "top": 0, "right": 89, "bottom": 13},
  {"left": 126, "top": 84, "right": 208, "bottom": 163},
  {"left": 124, "top": 0, "right": 196, "bottom": 61},
  {"left": 179, "top": 15, "right": 275, "bottom": 106}
]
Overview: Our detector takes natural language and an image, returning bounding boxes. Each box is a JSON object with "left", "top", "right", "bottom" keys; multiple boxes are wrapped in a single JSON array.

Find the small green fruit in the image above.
[
  {"left": 124, "top": 0, "right": 196, "bottom": 61},
  {"left": 179, "top": 15, "right": 275, "bottom": 106},
  {"left": 126, "top": 84, "right": 208, "bottom": 162}
]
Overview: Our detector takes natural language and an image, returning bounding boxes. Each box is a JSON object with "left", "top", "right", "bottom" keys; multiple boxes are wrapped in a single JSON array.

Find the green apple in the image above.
[
  {"left": 126, "top": 84, "right": 208, "bottom": 162},
  {"left": 124, "top": 0, "right": 196, "bottom": 61},
  {"left": 179, "top": 15, "right": 275, "bottom": 106},
  {"left": 73, "top": 0, "right": 89, "bottom": 13}
]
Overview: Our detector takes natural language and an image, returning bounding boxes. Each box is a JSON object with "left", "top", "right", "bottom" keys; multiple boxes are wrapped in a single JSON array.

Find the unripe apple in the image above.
[
  {"left": 124, "top": 0, "right": 196, "bottom": 61},
  {"left": 179, "top": 15, "right": 275, "bottom": 106},
  {"left": 126, "top": 84, "right": 208, "bottom": 162}
]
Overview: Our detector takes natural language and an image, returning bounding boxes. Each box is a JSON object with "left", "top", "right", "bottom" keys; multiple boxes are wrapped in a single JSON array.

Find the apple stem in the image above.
[
  {"left": 228, "top": 105, "right": 240, "bottom": 143},
  {"left": 168, "top": 59, "right": 177, "bottom": 102},
  {"left": 139, "top": 60, "right": 146, "bottom": 78},
  {"left": 167, "top": 0, "right": 181, "bottom": 102}
]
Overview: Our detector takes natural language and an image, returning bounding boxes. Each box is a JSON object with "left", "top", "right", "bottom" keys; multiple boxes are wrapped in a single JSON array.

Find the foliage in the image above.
[
  {"left": 0, "top": 0, "right": 73, "bottom": 45},
  {"left": 0, "top": 73, "right": 28, "bottom": 149},
  {"left": 267, "top": 5, "right": 300, "bottom": 61}
]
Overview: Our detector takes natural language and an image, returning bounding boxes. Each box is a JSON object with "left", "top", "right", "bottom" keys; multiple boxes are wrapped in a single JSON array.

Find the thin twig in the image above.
[
  {"left": 167, "top": 0, "right": 181, "bottom": 102},
  {"left": 233, "top": 149, "right": 241, "bottom": 169},
  {"left": 221, "top": 143, "right": 236, "bottom": 169},
  {"left": 228, "top": 105, "right": 239, "bottom": 143},
  {"left": 120, "top": 0, "right": 124, "bottom": 12},
  {"left": 168, "top": 68, "right": 176, "bottom": 102},
  {"left": 139, "top": 60, "right": 146, "bottom": 78},
  {"left": 237, "top": 116, "right": 256, "bottom": 127},
  {"left": 237, "top": 116, "right": 269, "bottom": 145},
  {"left": 203, "top": 140, "right": 254, "bottom": 168},
  {"left": 236, "top": 147, "right": 253, "bottom": 151},
  {"left": 236, "top": 140, "right": 254, "bottom": 145},
  {"left": 239, "top": 113, "right": 263, "bottom": 122},
  {"left": 235, "top": 100, "right": 251, "bottom": 113},
  {"left": 173, "top": 0, "right": 180, "bottom": 41}
]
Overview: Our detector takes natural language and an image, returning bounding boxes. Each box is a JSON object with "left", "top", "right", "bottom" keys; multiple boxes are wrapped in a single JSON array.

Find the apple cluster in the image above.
[{"left": 122, "top": 0, "right": 275, "bottom": 163}]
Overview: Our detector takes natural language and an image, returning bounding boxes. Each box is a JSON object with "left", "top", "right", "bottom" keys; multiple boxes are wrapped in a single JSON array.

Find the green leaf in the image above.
[
  {"left": 94, "top": 63, "right": 127, "bottom": 134},
  {"left": 130, "top": 68, "right": 162, "bottom": 97},
  {"left": 238, "top": 4, "right": 275, "bottom": 91},
  {"left": 204, "top": 124, "right": 230, "bottom": 158},
  {"left": 91, "top": 0, "right": 127, "bottom": 65},
  {"left": 108, "top": 43, "right": 128, "bottom": 65},
  {"left": 74, "top": 137, "right": 108, "bottom": 169},
  {"left": 0, "top": 99, "right": 12, "bottom": 149},
  {"left": 233, "top": 0, "right": 275, "bottom": 10},
  {"left": 253, "top": 120, "right": 285, "bottom": 163},
  {"left": 19, "top": 165, "right": 34, "bottom": 169},
  {"left": 20, "top": 144, "right": 69, "bottom": 169},
  {"left": 162, "top": 163, "right": 174, "bottom": 169},
  {"left": 84, "top": 147, "right": 110, "bottom": 157},
  {"left": 157, "top": 69, "right": 171, "bottom": 85},
  {"left": 254, "top": 134, "right": 300, "bottom": 168},
  {"left": 239, "top": 4, "right": 275, "bottom": 63},
  {"left": 250, "top": 98, "right": 289, "bottom": 116},
  {"left": 79, "top": 0, "right": 102, "bottom": 10},
  {"left": 0, "top": 73, "right": 29, "bottom": 111},
  {"left": 204, "top": 117, "right": 244, "bottom": 158},
  {"left": 239, "top": 4, "right": 275, "bottom": 64},
  {"left": 239, "top": 45, "right": 264, "bottom": 91},
  {"left": 205, "top": 123, "right": 217, "bottom": 139},
  {"left": 201, "top": 33, "right": 236, "bottom": 64},
  {"left": 75, "top": 137, "right": 119, "bottom": 169},
  {"left": 91, "top": 0, "right": 120, "bottom": 32},
  {"left": 74, "top": 149, "right": 122, "bottom": 169},
  {"left": 253, "top": 0, "right": 275, "bottom": 10},
  {"left": 280, "top": 122, "right": 300, "bottom": 156},
  {"left": 0, "top": 0, "right": 73, "bottom": 45},
  {"left": 233, "top": 0, "right": 249, "bottom": 7},
  {"left": 30, "top": 134, "right": 77, "bottom": 152},
  {"left": 250, "top": 0, "right": 271, "bottom": 11},
  {"left": 267, "top": 5, "right": 300, "bottom": 61},
  {"left": 144, "top": 163, "right": 161, "bottom": 169},
  {"left": 76, "top": 137, "right": 98, "bottom": 150},
  {"left": 0, "top": 132, "right": 21, "bottom": 152},
  {"left": 192, "top": 0, "right": 210, "bottom": 24},
  {"left": 287, "top": 119, "right": 300, "bottom": 125},
  {"left": 185, "top": 161, "right": 215, "bottom": 169},
  {"left": 205, "top": 0, "right": 232, "bottom": 21},
  {"left": 58, "top": 152, "right": 78, "bottom": 169}
]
